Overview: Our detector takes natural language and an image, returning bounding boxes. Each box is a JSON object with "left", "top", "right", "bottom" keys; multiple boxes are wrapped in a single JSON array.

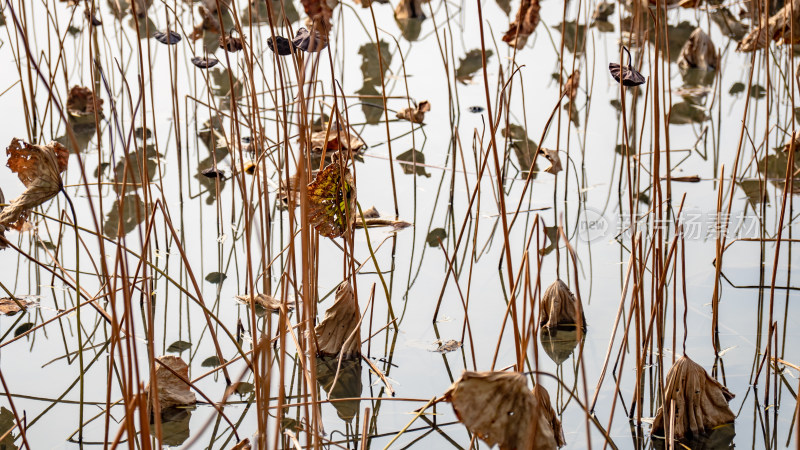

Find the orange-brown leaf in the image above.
[
  {"left": 307, "top": 162, "right": 356, "bottom": 238},
  {"left": 502, "top": 0, "right": 540, "bottom": 49}
]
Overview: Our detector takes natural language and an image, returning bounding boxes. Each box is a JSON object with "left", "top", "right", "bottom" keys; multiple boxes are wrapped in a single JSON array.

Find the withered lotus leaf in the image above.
[
  {"left": 533, "top": 384, "right": 566, "bottom": 447},
  {"left": 652, "top": 356, "right": 735, "bottom": 439},
  {"left": 147, "top": 356, "right": 196, "bottom": 411},
  {"left": 230, "top": 438, "right": 251, "bottom": 450},
  {"left": 293, "top": 27, "right": 328, "bottom": 52},
  {"left": 300, "top": 0, "right": 333, "bottom": 39},
  {"left": 0, "top": 139, "right": 69, "bottom": 228},
  {"left": 268, "top": 35, "right": 294, "bottom": 55},
  {"left": 394, "top": 0, "right": 431, "bottom": 20},
  {"left": 154, "top": 30, "right": 182, "bottom": 45},
  {"left": 190, "top": 5, "right": 221, "bottom": 40},
  {"left": 235, "top": 293, "right": 294, "bottom": 313},
  {"left": 0, "top": 188, "right": 6, "bottom": 249},
  {"left": 0, "top": 298, "right": 34, "bottom": 315},
  {"left": 443, "top": 371, "right": 559, "bottom": 450},
  {"left": 562, "top": 70, "right": 580, "bottom": 105},
  {"left": 502, "top": 0, "right": 541, "bottom": 49},
  {"left": 738, "top": 0, "right": 800, "bottom": 52},
  {"left": 396, "top": 100, "right": 431, "bottom": 124},
  {"left": 220, "top": 34, "right": 244, "bottom": 52},
  {"left": 314, "top": 281, "right": 361, "bottom": 357},
  {"left": 66, "top": 86, "right": 103, "bottom": 123},
  {"left": 539, "top": 279, "right": 585, "bottom": 329},
  {"left": 191, "top": 56, "right": 219, "bottom": 69},
  {"left": 309, "top": 123, "right": 365, "bottom": 153},
  {"left": 609, "top": 46, "right": 645, "bottom": 87},
  {"left": 539, "top": 148, "right": 563, "bottom": 175},
  {"left": 307, "top": 162, "right": 356, "bottom": 238},
  {"left": 678, "top": 28, "right": 718, "bottom": 71}
]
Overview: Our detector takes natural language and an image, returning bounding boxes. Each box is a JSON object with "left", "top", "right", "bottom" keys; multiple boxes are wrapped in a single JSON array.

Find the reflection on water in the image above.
[{"left": 315, "top": 355, "right": 363, "bottom": 423}]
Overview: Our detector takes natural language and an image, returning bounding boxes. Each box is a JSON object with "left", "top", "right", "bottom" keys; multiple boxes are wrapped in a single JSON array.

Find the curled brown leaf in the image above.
[
  {"left": 443, "top": 371, "right": 559, "bottom": 450},
  {"left": 539, "top": 148, "right": 563, "bottom": 175},
  {"left": 396, "top": 100, "right": 430, "bottom": 124},
  {"left": 301, "top": 0, "right": 333, "bottom": 39},
  {"left": 66, "top": 86, "right": 104, "bottom": 124},
  {"left": 678, "top": 28, "right": 718, "bottom": 71},
  {"left": 539, "top": 279, "right": 585, "bottom": 329},
  {"left": 147, "top": 356, "right": 196, "bottom": 411},
  {"left": 502, "top": 0, "right": 541, "bottom": 49},
  {"left": 314, "top": 281, "right": 361, "bottom": 357},
  {"left": 0, "top": 139, "right": 69, "bottom": 229},
  {"left": 738, "top": 0, "right": 800, "bottom": 51},
  {"left": 652, "top": 355, "right": 735, "bottom": 439}
]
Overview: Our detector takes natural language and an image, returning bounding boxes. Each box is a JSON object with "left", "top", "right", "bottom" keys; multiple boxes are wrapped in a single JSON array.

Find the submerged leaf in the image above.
[
  {"left": 652, "top": 356, "right": 735, "bottom": 439},
  {"left": 307, "top": 162, "right": 357, "bottom": 238},
  {"left": 14, "top": 323, "right": 34, "bottom": 337},
  {"left": 591, "top": 2, "right": 614, "bottom": 22},
  {"left": 443, "top": 371, "right": 560, "bottom": 450},
  {"left": 205, "top": 272, "right": 227, "bottom": 284},
  {"left": 426, "top": 227, "right": 447, "bottom": 247},
  {"left": 147, "top": 356, "right": 196, "bottom": 410},
  {"left": 314, "top": 281, "right": 361, "bottom": 357},
  {"left": 396, "top": 149, "right": 431, "bottom": 177},
  {"left": 0, "top": 139, "right": 69, "bottom": 229},
  {"left": 502, "top": 0, "right": 541, "bottom": 49},
  {"left": 201, "top": 356, "right": 223, "bottom": 367},
  {"left": 456, "top": 49, "right": 492, "bottom": 84},
  {"left": 396, "top": 100, "right": 430, "bottom": 123}
]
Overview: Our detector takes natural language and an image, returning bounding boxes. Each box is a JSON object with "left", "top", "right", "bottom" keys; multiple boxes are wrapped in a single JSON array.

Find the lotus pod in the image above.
[
  {"left": 443, "top": 371, "right": 560, "bottom": 450},
  {"left": 652, "top": 356, "right": 735, "bottom": 439},
  {"left": 538, "top": 279, "right": 585, "bottom": 329},
  {"left": 314, "top": 281, "right": 360, "bottom": 357}
]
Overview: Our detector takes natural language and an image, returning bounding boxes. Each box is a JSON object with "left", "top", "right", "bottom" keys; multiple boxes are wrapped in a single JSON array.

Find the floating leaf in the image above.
[
  {"left": 233, "top": 382, "right": 254, "bottom": 395},
  {"left": 190, "top": 56, "right": 219, "bottom": 69},
  {"left": 314, "top": 281, "right": 361, "bottom": 357},
  {"left": 292, "top": 27, "right": 328, "bottom": 52},
  {"left": 443, "top": 371, "right": 560, "bottom": 450},
  {"left": 539, "top": 279, "right": 585, "bottom": 329},
  {"left": 652, "top": 356, "right": 735, "bottom": 439},
  {"left": 468, "top": 106, "right": 484, "bottom": 113},
  {"left": 0, "top": 408, "right": 16, "bottom": 449},
  {"left": 0, "top": 298, "right": 34, "bottom": 316},
  {"left": 307, "top": 162, "right": 357, "bottom": 239},
  {"left": 502, "top": 0, "right": 540, "bottom": 49},
  {"left": 750, "top": 84, "right": 767, "bottom": 99},
  {"left": 267, "top": 35, "right": 293, "bottom": 55},
  {"left": 678, "top": 28, "right": 718, "bottom": 71},
  {"left": 154, "top": 30, "right": 181, "bottom": 45},
  {"left": 205, "top": 272, "right": 227, "bottom": 284},
  {"left": 430, "top": 339, "right": 462, "bottom": 353},
  {"left": 166, "top": 340, "right": 192, "bottom": 353},
  {"left": 357, "top": 41, "right": 392, "bottom": 123},
  {"left": 147, "top": 356, "right": 196, "bottom": 410},
  {"left": 200, "top": 167, "right": 226, "bottom": 179},
  {"left": 201, "top": 356, "right": 223, "bottom": 367},
  {"left": 426, "top": 227, "right": 447, "bottom": 247},
  {"left": 236, "top": 293, "right": 294, "bottom": 313},
  {"left": 0, "top": 139, "right": 69, "bottom": 229},
  {"left": 103, "top": 194, "right": 145, "bottom": 238},
  {"left": 503, "top": 124, "right": 538, "bottom": 176},
  {"left": 14, "top": 323, "right": 34, "bottom": 337},
  {"left": 396, "top": 100, "right": 430, "bottom": 123}
]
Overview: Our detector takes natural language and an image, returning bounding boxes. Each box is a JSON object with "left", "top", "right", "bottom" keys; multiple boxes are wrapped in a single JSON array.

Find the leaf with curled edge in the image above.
[
  {"left": 307, "top": 162, "right": 356, "bottom": 238},
  {"left": 443, "top": 371, "right": 560, "bottom": 450},
  {"left": 502, "top": 0, "right": 540, "bottom": 49},
  {"left": 0, "top": 139, "right": 68, "bottom": 229},
  {"left": 396, "top": 100, "right": 430, "bottom": 124}
]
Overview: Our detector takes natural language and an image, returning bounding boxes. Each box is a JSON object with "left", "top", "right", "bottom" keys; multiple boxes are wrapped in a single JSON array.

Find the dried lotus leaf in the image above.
[
  {"left": 652, "top": 356, "right": 735, "bottom": 439},
  {"left": 738, "top": 0, "right": 800, "bottom": 52},
  {"left": 678, "top": 28, "right": 718, "bottom": 71},
  {"left": 236, "top": 293, "right": 294, "bottom": 313},
  {"left": 443, "top": 371, "right": 559, "bottom": 450},
  {"left": 0, "top": 139, "right": 69, "bottom": 228},
  {"left": 307, "top": 162, "right": 356, "bottom": 238},
  {"left": 396, "top": 100, "right": 430, "bottom": 123},
  {"left": 532, "top": 384, "right": 566, "bottom": 447},
  {"left": 539, "top": 148, "right": 563, "bottom": 175},
  {"left": 147, "top": 356, "right": 196, "bottom": 411},
  {"left": 300, "top": 0, "right": 333, "bottom": 39},
  {"left": 539, "top": 279, "right": 585, "bottom": 329},
  {"left": 314, "top": 281, "right": 361, "bottom": 357},
  {"left": 502, "top": 0, "right": 541, "bottom": 49}
]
